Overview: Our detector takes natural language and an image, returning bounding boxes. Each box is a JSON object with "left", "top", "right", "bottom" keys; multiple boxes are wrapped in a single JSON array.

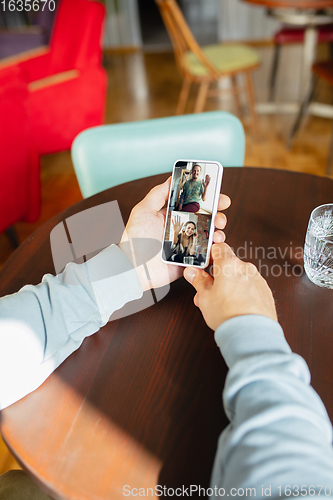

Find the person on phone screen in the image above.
[
  {"left": 178, "top": 164, "right": 211, "bottom": 213},
  {"left": 168, "top": 217, "right": 197, "bottom": 263}
]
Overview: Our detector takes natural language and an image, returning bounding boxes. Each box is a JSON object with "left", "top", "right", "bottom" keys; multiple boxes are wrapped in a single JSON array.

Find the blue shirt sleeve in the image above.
[
  {"left": 211, "top": 315, "right": 333, "bottom": 499},
  {"left": 0, "top": 245, "right": 143, "bottom": 410}
]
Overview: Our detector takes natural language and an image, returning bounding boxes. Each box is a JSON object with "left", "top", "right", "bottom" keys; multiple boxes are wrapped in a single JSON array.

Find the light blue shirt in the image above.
[
  {"left": 212, "top": 316, "right": 333, "bottom": 498},
  {"left": 0, "top": 245, "right": 142, "bottom": 410}
]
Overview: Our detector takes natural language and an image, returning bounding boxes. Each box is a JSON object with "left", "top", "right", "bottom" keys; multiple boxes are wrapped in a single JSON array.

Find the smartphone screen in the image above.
[{"left": 161, "top": 159, "right": 223, "bottom": 268}]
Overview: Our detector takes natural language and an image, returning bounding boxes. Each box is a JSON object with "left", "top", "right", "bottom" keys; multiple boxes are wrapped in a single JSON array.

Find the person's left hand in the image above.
[
  {"left": 203, "top": 174, "right": 211, "bottom": 188},
  {"left": 119, "top": 177, "right": 230, "bottom": 292}
]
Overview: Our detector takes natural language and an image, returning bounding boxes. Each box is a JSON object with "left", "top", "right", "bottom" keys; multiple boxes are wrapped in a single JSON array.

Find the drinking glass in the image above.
[
  {"left": 183, "top": 256, "right": 194, "bottom": 265},
  {"left": 304, "top": 204, "right": 333, "bottom": 288}
]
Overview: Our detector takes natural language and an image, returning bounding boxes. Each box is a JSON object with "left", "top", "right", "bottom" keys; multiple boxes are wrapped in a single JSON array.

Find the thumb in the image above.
[
  {"left": 141, "top": 177, "right": 171, "bottom": 211},
  {"left": 184, "top": 267, "right": 213, "bottom": 292}
]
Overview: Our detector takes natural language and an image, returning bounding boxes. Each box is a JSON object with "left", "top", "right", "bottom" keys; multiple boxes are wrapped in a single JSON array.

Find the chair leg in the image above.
[
  {"left": 5, "top": 226, "right": 19, "bottom": 249},
  {"left": 245, "top": 71, "right": 260, "bottom": 139},
  {"left": 231, "top": 75, "right": 242, "bottom": 117},
  {"left": 286, "top": 75, "right": 317, "bottom": 149},
  {"left": 194, "top": 81, "right": 209, "bottom": 113},
  {"left": 176, "top": 78, "right": 191, "bottom": 115},
  {"left": 326, "top": 119, "right": 333, "bottom": 176},
  {"left": 269, "top": 44, "right": 281, "bottom": 102}
]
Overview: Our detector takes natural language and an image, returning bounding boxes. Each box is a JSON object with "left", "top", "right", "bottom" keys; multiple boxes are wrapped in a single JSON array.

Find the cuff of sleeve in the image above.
[
  {"left": 214, "top": 315, "right": 290, "bottom": 369},
  {"left": 87, "top": 245, "right": 143, "bottom": 324}
]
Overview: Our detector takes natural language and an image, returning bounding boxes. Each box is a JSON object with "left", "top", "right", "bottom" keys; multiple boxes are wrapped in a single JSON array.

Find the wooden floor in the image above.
[{"left": 0, "top": 43, "right": 333, "bottom": 472}]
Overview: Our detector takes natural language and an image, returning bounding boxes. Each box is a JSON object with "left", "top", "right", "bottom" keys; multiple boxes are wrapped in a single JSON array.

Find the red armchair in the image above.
[
  {"left": 0, "top": 0, "right": 106, "bottom": 241},
  {"left": 0, "top": 0, "right": 107, "bottom": 155},
  {"left": 0, "top": 66, "right": 40, "bottom": 238}
]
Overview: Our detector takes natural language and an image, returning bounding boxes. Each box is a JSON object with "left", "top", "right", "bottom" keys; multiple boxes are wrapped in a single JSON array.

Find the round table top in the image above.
[
  {"left": 243, "top": 0, "right": 333, "bottom": 9},
  {"left": 1, "top": 168, "right": 333, "bottom": 500}
]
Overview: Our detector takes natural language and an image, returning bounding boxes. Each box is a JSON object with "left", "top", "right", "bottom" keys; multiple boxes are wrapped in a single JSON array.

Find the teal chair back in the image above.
[{"left": 71, "top": 111, "right": 245, "bottom": 198}]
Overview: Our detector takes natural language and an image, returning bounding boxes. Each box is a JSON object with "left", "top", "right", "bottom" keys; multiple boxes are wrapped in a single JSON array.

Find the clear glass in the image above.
[
  {"left": 304, "top": 204, "right": 333, "bottom": 288},
  {"left": 183, "top": 256, "right": 194, "bottom": 265}
]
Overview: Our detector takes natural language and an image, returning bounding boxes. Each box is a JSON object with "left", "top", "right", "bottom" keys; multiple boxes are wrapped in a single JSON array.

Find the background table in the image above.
[
  {"left": 243, "top": 0, "right": 333, "bottom": 120},
  {"left": 244, "top": 1, "right": 333, "bottom": 8},
  {"left": 1, "top": 168, "right": 333, "bottom": 500}
]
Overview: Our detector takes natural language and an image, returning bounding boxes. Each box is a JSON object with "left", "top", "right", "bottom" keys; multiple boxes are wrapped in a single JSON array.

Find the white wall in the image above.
[
  {"left": 218, "top": 0, "right": 280, "bottom": 41},
  {"left": 104, "top": 0, "right": 142, "bottom": 48}
]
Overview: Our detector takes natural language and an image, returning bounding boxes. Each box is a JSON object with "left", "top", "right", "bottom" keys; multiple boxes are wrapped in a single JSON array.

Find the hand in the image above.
[
  {"left": 184, "top": 243, "right": 277, "bottom": 331},
  {"left": 172, "top": 215, "right": 183, "bottom": 235},
  {"left": 202, "top": 175, "right": 211, "bottom": 188},
  {"left": 120, "top": 178, "right": 231, "bottom": 292},
  {"left": 178, "top": 203, "right": 183, "bottom": 211}
]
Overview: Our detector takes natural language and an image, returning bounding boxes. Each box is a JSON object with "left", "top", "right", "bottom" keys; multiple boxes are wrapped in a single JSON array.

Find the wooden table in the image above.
[{"left": 1, "top": 168, "right": 333, "bottom": 500}]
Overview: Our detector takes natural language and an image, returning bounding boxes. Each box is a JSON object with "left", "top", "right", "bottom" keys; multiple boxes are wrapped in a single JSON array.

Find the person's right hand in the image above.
[
  {"left": 202, "top": 174, "right": 211, "bottom": 188},
  {"left": 172, "top": 215, "right": 183, "bottom": 234},
  {"left": 183, "top": 243, "right": 277, "bottom": 331}
]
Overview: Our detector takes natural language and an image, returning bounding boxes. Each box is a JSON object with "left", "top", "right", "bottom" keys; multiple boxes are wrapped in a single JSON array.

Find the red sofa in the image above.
[
  {"left": 0, "top": 66, "right": 40, "bottom": 235},
  {"left": 0, "top": 0, "right": 107, "bottom": 237}
]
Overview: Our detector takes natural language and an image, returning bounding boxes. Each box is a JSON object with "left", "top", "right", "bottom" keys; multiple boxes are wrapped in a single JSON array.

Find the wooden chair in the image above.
[
  {"left": 155, "top": 0, "right": 260, "bottom": 136},
  {"left": 287, "top": 61, "right": 333, "bottom": 176}
]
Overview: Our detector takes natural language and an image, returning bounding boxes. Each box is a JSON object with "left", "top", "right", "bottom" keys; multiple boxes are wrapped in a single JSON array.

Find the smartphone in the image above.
[{"left": 161, "top": 159, "right": 223, "bottom": 269}]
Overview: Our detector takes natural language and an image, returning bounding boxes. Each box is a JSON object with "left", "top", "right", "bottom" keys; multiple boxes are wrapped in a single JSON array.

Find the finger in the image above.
[
  {"left": 213, "top": 230, "right": 225, "bottom": 243},
  {"left": 159, "top": 208, "right": 167, "bottom": 219},
  {"left": 217, "top": 194, "right": 231, "bottom": 211},
  {"left": 141, "top": 177, "right": 171, "bottom": 211},
  {"left": 211, "top": 243, "right": 239, "bottom": 277},
  {"left": 184, "top": 267, "right": 213, "bottom": 292},
  {"left": 211, "top": 242, "right": 236, "bottom": 262},
  {"left": 214, "top": 212, "right": 227, "bottom": 230}
]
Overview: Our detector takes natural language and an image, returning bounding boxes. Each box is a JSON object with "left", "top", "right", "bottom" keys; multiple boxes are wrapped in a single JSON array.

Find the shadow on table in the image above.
[{"left": 64, "top": 277, "right": 229, "bottom": 497}]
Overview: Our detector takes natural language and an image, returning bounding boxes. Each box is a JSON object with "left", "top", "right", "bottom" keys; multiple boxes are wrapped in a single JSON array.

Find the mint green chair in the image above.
[{"left": 71, "top": 111, "right": 244, "bottom": 198}]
